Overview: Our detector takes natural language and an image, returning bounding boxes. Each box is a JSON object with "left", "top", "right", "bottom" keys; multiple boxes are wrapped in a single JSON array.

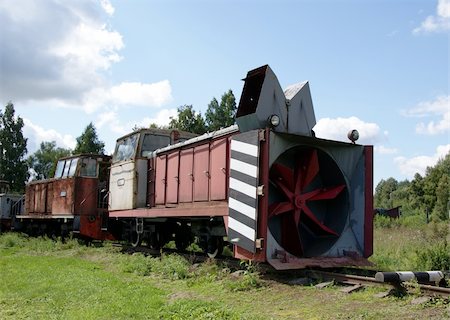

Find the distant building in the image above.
[{"left": 374, "top": 206, "right": 402, "bottom": 219}]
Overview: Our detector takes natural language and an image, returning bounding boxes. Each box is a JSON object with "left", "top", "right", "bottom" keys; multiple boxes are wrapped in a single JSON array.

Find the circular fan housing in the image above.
[{"left": 268, "top": 146, "right": 349, "bottom": 257}]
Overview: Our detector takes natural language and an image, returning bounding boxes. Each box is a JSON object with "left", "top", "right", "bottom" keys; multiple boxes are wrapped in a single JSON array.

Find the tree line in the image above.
[
  {"left": 0, "top": 90, "right": 237, "bottom": 192},
  {"left": 2, "top": 95, "right": 448, "bottom": 222},
  {"left": 374, "top": 154, "right": 449, "bottom": 221}
]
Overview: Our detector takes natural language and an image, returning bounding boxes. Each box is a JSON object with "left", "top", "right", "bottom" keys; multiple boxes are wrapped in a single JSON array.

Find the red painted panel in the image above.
[
  {"left": 52, "top": 179, "right": 75, "bottom": 214},
  {"left": 209, "top": 138, "right": 228, "bottom": 200},
  {"left": 147, "top": 158, "right": 155, "bottom": 207},
  {"left": 193, "top": 144, "right": 210, "bottom": 201},
  {"left": 155, "top": 154, "right": 167, "bottom": 205},
  {"left": 363, "top": 146, "right": 374, "bottom": 258},
  {"left": 74, "top": 178, "right": 98, "bottom": 216},
  {"left": 179, "top": 148, "right": 194, "bottom": 203},
  {"left": 166, "top": 151, "right": 180, "bottom": 204},
  {"left": 25, "top": 185, "right": 33, "bottom": 214}
]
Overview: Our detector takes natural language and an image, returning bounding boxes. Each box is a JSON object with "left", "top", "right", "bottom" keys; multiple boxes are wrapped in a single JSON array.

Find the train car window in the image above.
[
  {"left": 141, "top": 134, "right": 170, "bottom": 157},
  {"left": 68, "top": 158, "right": 79, "bottom": 177},
  {"left": 80, "top": 158, "right": 97, "bottom": 177},
  {"left": 54, "top": 160, "right": 65, "bottom": 178},
  {"left": 62, "top": 159, "right": 72, "bottom": 178},
  {"left": 113, "top": 133, "right": 138, "bottom": 162}
]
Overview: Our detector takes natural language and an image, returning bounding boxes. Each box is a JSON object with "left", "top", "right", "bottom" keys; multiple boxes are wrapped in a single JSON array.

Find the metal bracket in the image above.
[
  {"left": 255, "top": 238, "right": 264, "bottom": 249},
  {"left": 257, "top": 185, "right": 264, "bottom": 196},
  {"left": 258, "top": 130, "right": 266, "bottom": 142}
]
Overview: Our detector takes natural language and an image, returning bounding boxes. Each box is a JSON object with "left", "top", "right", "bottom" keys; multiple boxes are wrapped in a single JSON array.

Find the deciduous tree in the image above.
[
  {"left": 169, "top": 105, "right": 206, "bottom": 134},
  {"left": 205, "top": 90, "right": 236, "bottom": 131},
  {"left": 0, "top": 102, "right": 28, "bottom": 192},
  {"left": 74, "top": 122, "right": 105, "bottom": 155},
  {"left": 27, "top": 141, "right": 72, "bottom": 180}
]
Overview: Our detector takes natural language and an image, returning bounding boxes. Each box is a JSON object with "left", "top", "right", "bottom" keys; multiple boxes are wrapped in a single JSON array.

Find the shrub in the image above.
[
  {"left": 120, "top": 253, "right": 153, "bottom": 276},
  {"left": 150, "top": 254, "right": 190, "bottom": 280},
  {"left": 159, "top": 299, "right": 244, "bottom": 320},
  {"left": 224, "top": 260, "right": 263, "bottom": 292},
  {"left": 415, "top": 242, "right": 450, "bottom": 271},
  {"left": 0, "top": 232, "right": 28, "bottom": 248}
]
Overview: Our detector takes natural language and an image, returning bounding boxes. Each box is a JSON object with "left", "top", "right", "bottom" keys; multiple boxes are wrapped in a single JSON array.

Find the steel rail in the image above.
[{"left": 306, "top": 270, "right": 450, "bottom": 298}]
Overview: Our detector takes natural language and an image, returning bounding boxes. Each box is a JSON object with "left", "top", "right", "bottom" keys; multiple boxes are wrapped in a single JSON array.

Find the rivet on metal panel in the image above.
[
  {"left": 203, "top": 171, "right": 210, "bottom": 178},
  {"left": 285, "top": 98, "right": 291, "bottom": 107},
  {"left": 257, "top": 185, "right": 264, "bottom": 196}
]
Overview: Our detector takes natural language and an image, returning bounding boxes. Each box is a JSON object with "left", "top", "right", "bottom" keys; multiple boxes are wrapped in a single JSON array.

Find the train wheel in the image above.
[
  {"left": 130, "top": 218, "right": 143, "bottom": 248},
  {"left": 206, "top": 236, "right": 224, "bottom": 258},
  {"left": 175, "top": 223, "right": 192, "bottom": 250}
]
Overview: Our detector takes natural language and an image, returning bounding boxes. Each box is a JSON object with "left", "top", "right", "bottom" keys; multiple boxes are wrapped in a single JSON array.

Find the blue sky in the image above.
[{"left": 0, "top": 0, "right": 448, "bottom": 186}]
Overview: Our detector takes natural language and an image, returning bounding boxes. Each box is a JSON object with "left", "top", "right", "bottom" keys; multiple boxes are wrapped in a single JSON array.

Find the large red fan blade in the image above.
[{"left": 268, "top": 201, "right": 294, "bottom": 217}]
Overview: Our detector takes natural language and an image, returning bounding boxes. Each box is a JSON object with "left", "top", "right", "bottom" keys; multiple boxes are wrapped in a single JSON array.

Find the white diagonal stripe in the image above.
[
  {"left": 229, "top": 178, "right": 256, "bottom": 199},
  {"left": 228, "top": 216, "right": 255, "bottom": 241},
  {"left": 229, "top": 197, "right": 256, "bottom": 220},
  {"left": 230, "top": 158, "right": 257, "bottom": 178},
  {"left": 231, "top": 140, "right": 258, "bottom": 157}
]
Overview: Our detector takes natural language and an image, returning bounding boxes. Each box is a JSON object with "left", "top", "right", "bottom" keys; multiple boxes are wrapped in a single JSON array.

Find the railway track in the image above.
[
  {"left": 305, "top": 269, "right": 450, "bottom": 298},
  {"left": 115, "top": 243, "right": 450, "bottom": 298}
]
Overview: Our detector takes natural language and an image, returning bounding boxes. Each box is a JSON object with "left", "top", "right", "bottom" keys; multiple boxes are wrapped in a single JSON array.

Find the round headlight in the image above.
[
  {"left": 347, "top": 129, "right": 359, "bottom": 143},
  {"left": 269, "top": 114, "right": 280, "bottom": 127}
]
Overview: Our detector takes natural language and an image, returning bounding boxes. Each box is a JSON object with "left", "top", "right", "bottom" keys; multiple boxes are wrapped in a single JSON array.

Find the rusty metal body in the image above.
[{"left": 17, "top": 154, "right": 112, "bottom": 240}]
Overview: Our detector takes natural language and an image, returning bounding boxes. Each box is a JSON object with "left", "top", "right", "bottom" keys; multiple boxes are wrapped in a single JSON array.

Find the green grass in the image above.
[
  {"left": 370, "top": 220, "right": 450, "bottom": 271},
  {"left": 0, "top": 232, "right": 449, "bottom": 319}
]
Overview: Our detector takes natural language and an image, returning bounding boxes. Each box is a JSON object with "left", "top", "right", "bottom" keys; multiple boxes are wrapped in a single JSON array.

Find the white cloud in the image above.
[
  {"left": 375, "top": 145, "right": 398, "bottom": 155},
  {"left": 313, "top": 116, "right": 384, "bottom": 145},
  {"left": 23, "top": 118, "right": 76, "bottom": 154},
  {"left": 96, "top": 108, "right": 177, "bottom": 136},
  {"left": 413, "top": 0, "right": 450, "bottom": 34},
  {"left": 132, "top": 108, "right": 178, "bottom": 128},
  {"left": 403, "top": 95, "right": 450, "bottom": 135},
  {"left": 100, "top": 0, "right": 115, "bottom": 15},
  {"left": 394, "top": 144, "right": 450, "bottom": 178},
  {"left": 83, "top": 81, "right": 173, "bottom": 114},
  {"left": 0, "top": 0, "right": 172, "bottom": 113}
]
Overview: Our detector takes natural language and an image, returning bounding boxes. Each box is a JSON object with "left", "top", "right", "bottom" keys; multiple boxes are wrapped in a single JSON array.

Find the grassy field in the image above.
[{"left": 0, "top": 226, "right": 449, "bottom": 320}]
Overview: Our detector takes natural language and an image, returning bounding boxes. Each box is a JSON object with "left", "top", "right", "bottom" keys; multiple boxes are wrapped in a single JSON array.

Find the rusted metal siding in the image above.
[
  {"left": 74, "top": 178, "right": 98, "bottom": 216},
  {"left": 166, "top": 152, "right": 180, "bottom": 204},
  {"left": 25, "top": 181, "right": 53, "bottom": 215},
  {"left": 147, "top": 157, "right": 156, "bottom": 207},
  {"left": 178, "top": 148, "right": 194, "bottom": 202},
  {"left": 193, "top": 144, "right": 209, "bottom": 201},
  {"left": 148, "top": 134, "right": 232, "bottom": 211},
  {"left": 51, "top": 178, "right": 75, "bottom": 215},
  {"left": 209, "top": 137, "right": 228, "bottom": 201},
  {"left": 155, "top": 154, "right": 167, "bottom": 205}
]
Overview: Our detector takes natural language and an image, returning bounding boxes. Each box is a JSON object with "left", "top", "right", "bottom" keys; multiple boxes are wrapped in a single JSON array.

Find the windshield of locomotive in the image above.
[
  {"left": 54, "top": 157, "right": 79, "bottom": 178},
  {"left": 141, "top": 134, "right": 171, "bottom": 157},
  {"left": 113, "top": 133, "right": 138, "bottom": 163}
]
